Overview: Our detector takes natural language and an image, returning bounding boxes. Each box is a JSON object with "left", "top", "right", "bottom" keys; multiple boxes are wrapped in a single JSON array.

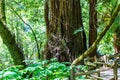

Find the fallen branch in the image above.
[
  {"left": 90, "top": 75, "right": 103, "bottom": 80},
  {"left": 75, "top": 70, "right": 99, "bottom": 76},
  {"left": 75, "top": 68, "right": 110, "bottom": 77},
  {"left": 94, "top": 62, "right": 113, "bottom": 67},
  {"left": 107, "top": 53, "right": 120, "bottom": 58}
]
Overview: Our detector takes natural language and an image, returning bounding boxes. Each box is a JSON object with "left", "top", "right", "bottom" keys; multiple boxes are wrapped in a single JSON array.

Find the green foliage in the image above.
[
  {"left": 80, "top": 0, "right": 116, "bottom": 55},
  {"left": 0, "top": 59, "right": 88, "bottom": 80},
  {"left": 0, "top": 0, "right": 46, "bottom": 67},
  {"left": 0, "top": 0, "right": 119, "bottom": 78},
  {"left": 96, "top": 0, "right": 120, "bottom": 55},
  {"left": 73, "top": 27, "right": 84, "bottom": 35},
  {"left": 0, "top": 38, "right": 13, "bottom": 69}
]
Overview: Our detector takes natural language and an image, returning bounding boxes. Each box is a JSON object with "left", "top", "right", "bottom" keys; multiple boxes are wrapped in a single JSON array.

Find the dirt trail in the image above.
[{"left": 100, "top": 67, "right": 120, "bottom": 80}]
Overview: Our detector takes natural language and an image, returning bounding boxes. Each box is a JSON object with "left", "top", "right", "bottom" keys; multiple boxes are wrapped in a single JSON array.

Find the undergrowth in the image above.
[{"left": 0, "top": 58, "right": 88, "bottom": 80}]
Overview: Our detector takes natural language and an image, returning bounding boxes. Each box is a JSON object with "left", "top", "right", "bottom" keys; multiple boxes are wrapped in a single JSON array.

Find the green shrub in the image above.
[{"left": 0, "top": 58, "right": 88, "bottom": 80}]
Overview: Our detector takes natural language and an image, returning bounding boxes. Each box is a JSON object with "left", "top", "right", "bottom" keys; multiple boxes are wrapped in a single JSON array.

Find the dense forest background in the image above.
[{"left": 0, "top": 0, "right": 120, "bottom": 79}]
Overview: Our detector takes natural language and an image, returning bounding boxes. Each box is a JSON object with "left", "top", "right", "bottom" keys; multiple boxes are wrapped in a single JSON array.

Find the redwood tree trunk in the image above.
[
  {"left": 114, "top": 26, "right": 120, "bottom": 53},
  {"left": 72, "top": 4, "right": 120, "bottom": 65},
  {"left": 89, "top": 0, "right": 97, "bottom": 58},
  {"left": 44, "top": 0, "right": 86, "bottom": 63},
  {"left": 0, "top": 0, "right": 25, "bottom": 66}
]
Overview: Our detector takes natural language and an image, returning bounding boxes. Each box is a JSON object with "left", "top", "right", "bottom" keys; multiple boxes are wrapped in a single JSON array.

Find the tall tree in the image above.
[
  {"left": 44, "top": 0, "right": 87, "bottom": 62},
  {"left": 89, "top": 0, "right": 97, "bottom": 59},
  {"left": 0, "top": 0, "right": 25, "bottom": 66},
  {"left": 72, "top": 4, "right": 120, "bottom": 65},
  {"left": 113, "top": 1, "right": 120, "bottom": 54},
  {"left": 114, "top": 25, "right": 120, "bottom": 54}
]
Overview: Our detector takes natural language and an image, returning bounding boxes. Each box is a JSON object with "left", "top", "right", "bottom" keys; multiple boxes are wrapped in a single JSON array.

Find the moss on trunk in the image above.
[
  {"left": 72, "top": 4, "right": 120, "bottom": 65},
  {"left": 0, "top": 0, "right": 25, "bottom": 66}
]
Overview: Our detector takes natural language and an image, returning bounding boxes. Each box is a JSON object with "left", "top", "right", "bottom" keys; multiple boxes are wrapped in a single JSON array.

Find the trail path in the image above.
[{"left": 99, "top": 67, "right": 120, "bottom": 80}]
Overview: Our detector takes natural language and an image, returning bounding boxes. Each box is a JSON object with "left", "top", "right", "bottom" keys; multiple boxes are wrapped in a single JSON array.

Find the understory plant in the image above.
[{"left": 0, "top": 58, "right": 88, "bottom": 80}]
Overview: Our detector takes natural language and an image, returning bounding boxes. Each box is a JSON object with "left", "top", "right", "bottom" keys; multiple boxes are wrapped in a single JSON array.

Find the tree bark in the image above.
[
  {"left": 72, "top": 4, "right": 120, "bottom": 65},
  {"left": 113, "top": 26, "right": 120, "bottom": 54},
  {"left": 0, "top": 0, "right": 26, "bottom": 66},
  {"left": 89, "top": 0, "right": 97, "bottom": 58},
  {"left": 44, "top": 0, "right": 87, "bottom": 63}
]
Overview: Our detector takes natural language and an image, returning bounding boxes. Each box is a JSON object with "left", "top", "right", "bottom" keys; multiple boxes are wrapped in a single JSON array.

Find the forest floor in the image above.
[{"left": 98, "top": 67, "right": 120, "bottom": 80}]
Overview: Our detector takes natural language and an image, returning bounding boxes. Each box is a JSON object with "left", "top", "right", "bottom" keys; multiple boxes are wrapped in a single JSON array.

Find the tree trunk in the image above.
[
  {"left": 114, "top": 26, "right": 120, "bottom": 54},
  {"left": 89, "top": 0, "right": 97, "bottom": 59},
  {"left": 72, "top": 4, "right": 120, "bottom": 65},
  {"left": 0, "top": 0, "right": 26, "bottom": 66},
  {"left": 44, "top": 0, "right": 87, "bottom": 63}
]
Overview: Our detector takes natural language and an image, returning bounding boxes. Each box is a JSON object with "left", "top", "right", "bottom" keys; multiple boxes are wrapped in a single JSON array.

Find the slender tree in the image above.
[
  {"left": 44, "top": 0, "right": 87, "bottom": 63},
  {"left": 114, "top": 26, "right": 120, "bottom": 54},
  {"left": 72, "top": 4, "right": 120, "bottom": 65},
  {"left": 89, "top": 0, "right": 97, "bottom": 60},
  {"left": 0, "top": 0, "right": 25, "bottom": 66},
  {"left": 113, "top": 0, "right": 120, "bottom": 54}
]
